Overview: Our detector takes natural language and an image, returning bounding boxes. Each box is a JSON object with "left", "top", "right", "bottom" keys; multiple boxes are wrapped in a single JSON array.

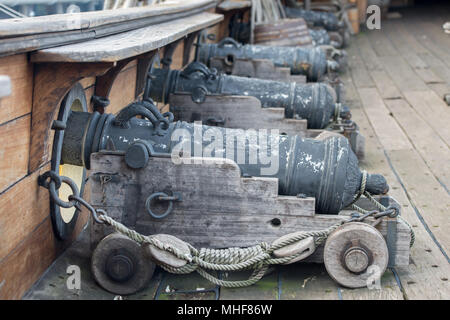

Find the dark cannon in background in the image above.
[{"left": 195, "top": 37, "right": 347, "bottom": 82}]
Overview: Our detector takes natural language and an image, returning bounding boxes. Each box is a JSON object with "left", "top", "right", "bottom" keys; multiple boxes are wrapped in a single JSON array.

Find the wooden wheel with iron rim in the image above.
[
  {"left": 323, "top": 222, "right": 389, "bottom": 288},
  {"left": 92, "top": 233, "right": 155, "bottom": 295}
]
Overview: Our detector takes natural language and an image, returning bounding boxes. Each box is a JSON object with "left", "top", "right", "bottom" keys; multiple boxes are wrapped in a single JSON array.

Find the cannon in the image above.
[
  {"left": 196, "top": 38, "right": 346, "bottom": 82},
  {"left": 284, "top": 6, "right": 350, "bottom": 48},
  {"left": 62, "top": 100, "right": 385, "bottom": 215},
  {"left": 39, "top": 85, "right": 413, "bottom": 295},
  {"left": 46, "top": 96, "right": 412, "bottom": 295},
  {"left": 147, "top": 62, "right": 350, "bottom": 130}
]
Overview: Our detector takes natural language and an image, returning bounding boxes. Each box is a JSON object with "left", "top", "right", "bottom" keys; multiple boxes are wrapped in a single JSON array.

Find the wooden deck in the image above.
[{"left": 24, "top": 4, "right": 450, "bottom": 300}]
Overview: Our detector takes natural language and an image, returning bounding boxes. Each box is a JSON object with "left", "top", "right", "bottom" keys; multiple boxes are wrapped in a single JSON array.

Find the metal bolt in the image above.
[
  {"left": 106, "top": 253, "right": 135, "bottom": 283},
  {"left": 343, "top": 247, "right": 370, "bottom": 274}
]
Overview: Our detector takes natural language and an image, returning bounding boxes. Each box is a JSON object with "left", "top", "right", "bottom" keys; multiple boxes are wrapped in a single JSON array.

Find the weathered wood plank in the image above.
[
  {"left": 0, "top": 0, "right": 215, "bottom": 37},
  {"left": 31, "top": 12, "right": 223, "bottom": 63},
  {"left": 369, "top": 70, "right": 403, "bottom": 100},
  {"left": 403, "top": 90, "right": 450, "bottom": 144},
  {"left": 0, "top": 54, "right": 33, "bottom": 125},
  {"left": 279, "top": 264, "right": 339, "bottom": 300},
  {"left": 348, "top": 51, "right": 375, "bottom": 88},
  {"left": 0, "top": 0, "right": 217, "bottom": 57},
  {"left": 0, "top": 218, "right": 58, "bottom": 300},
  {"left": 353, "top": 33, "right": 383, "bottom": 71},
  {"left": 384, "top": 98, "right": 450, "bottom": 190},
  {"left": 349, "top": 97, "right": 450, "bottom": 300},
  {"left": 0, "top": 164, "right": 50, "bottom": 261},
  {"left": 357, "top": 88, "right": 412, "bottom": 151},
  {"left": 378, "top": 56, "right": 428, "bottom": 92},
  {"left": 386, "top": 149, "right": 450, "bottom": 257},
  {"left": 220, "top": 270, "right": 278, "bottom": 300},
  {"left": 365, "top": 30, "right": 398, "bottom": 57},
  {"left": 339, "top": 269, "right": 404, "bottom": 300},
  {"left": 0, "top": 115, "right": 31, "bottom": 193}
]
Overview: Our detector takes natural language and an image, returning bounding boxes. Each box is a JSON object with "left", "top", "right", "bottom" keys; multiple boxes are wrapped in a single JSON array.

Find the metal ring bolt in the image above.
[{"left": 145, "top": 192, "right": 175, "bottom": 219}]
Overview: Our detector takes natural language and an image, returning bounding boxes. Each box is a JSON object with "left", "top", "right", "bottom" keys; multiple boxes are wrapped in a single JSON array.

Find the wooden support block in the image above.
[
  {"left": 169, "top": 94, "right": 308, "bottom": 136},
  {"left": 0, "top": 115, "right": 31, "bottom": 193},
  {"left": 29, "top": 62, "right": 113, "bottom": 173}
]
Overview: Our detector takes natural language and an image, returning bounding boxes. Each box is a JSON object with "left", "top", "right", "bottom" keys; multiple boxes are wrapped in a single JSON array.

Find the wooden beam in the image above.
[
  {"left": 30, "top": 12, "right": 223, "bottom": 63},
  {"left": 0, "top": 0, "right": 217, "bottom": 57}
]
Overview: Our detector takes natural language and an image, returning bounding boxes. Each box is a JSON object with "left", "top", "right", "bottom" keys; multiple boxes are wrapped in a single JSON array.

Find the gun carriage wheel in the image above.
[
  {"left": 91, "top": 233, "right": 156, "bottom": 295},
  {"left": 323, "top": 222, "right": 389, "bottom": 288}
]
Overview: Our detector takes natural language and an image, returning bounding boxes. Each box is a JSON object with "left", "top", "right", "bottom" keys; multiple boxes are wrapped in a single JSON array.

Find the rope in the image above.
[{"left": 98, "top": 214, "right": 344, "bottom": 287}]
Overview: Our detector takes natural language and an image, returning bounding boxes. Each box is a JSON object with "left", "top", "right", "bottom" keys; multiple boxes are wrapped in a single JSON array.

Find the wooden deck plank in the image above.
[
  {"left": 384, "top": 98, "right": 450, "bottom": 190},
  {"left": 346, "top": 94, "right": 450, "bottom": 300},
  {"left": 354, "top": 33, "right": 403, "bottom": 99},
  {"left": 364, "top": 30, "right": 398, "bottom": 57},
  {"left": 378, "top": 56, "right": 429, "bottom": 92},
  {"left": 348, "top": 53, "right": 375, "bottom": 88},
  {"left": 279, "top": 264, "right": 340, "bottom": 300},
  {"left": 353, "top": 33, "right": 383, "bottom": 71},
  {"left": 357, "top": 87, "right": 412, "bottom": 151},
  {"left": 385, "top": 149, "right": 450, "bottom": 257},
  {"left": 339, "top": 269, "right": 403, "bottom": 300},
  {"left": 220, "top": 270, "right": 278, "bottom": 300},
  {"left": 403, "top": 90, "right": 450, "bottom": 144}
]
